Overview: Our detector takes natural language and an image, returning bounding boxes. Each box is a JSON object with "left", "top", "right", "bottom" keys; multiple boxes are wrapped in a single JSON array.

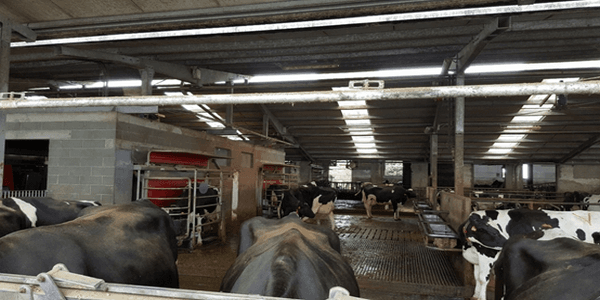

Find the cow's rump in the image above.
[{"left": 221, "top": 214, "right": 358, "bottom": 300}]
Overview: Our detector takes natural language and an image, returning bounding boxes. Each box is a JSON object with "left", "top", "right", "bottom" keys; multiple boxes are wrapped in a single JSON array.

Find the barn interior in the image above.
[{"left": 1, "top": 0, "right": 600, "bottom": 299}]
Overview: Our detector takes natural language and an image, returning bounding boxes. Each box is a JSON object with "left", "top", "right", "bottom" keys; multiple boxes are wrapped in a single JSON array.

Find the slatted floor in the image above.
[{"left": 330, "top": 209, "right": 471, "bottom": 300}]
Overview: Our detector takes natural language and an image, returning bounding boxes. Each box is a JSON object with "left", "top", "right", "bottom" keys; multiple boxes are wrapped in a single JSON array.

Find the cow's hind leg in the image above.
[
  {"left": 392, "top": 201, "right": 400, "bottom": 220},
  {"left": 328, "top": 211, "right": 335, "bottom": 230},
  {"left": 364, "top": 201, "right": 373, "bottom": 219}
]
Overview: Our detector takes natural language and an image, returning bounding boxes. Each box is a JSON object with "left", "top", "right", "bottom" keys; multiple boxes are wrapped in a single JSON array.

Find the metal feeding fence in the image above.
[
  {"left": 134, "top": 150, "right": 228, "bottom": 249},
  {"left": 260, "top": 163, "right": 298, "bottom": 218},
  {"left": 1, "top": 190, "right": 47, "bottom": 198}
]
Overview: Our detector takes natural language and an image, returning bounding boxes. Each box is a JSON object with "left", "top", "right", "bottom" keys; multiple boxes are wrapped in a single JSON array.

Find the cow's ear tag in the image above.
[{"left": 471, "top": 226, "right": 477, "bottom": 232}]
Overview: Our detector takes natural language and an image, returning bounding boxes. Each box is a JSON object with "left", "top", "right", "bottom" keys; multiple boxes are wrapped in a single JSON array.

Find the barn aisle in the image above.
[
  {"left": 332, "top": 212, "right": 470, "bottom": 300},
  {"left": 177, "top": 200, "right": 472, "bottom": 299}
]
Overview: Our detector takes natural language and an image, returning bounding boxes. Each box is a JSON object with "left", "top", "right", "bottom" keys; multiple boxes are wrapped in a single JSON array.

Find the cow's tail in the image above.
[{"left": 266, "top": 252, "right": 296, "bottom": 297}]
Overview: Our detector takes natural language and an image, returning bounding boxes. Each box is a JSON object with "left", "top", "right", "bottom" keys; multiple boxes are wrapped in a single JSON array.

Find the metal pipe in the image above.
[{"left": 2, "top": 81, "right": 598, "bottom": 110}]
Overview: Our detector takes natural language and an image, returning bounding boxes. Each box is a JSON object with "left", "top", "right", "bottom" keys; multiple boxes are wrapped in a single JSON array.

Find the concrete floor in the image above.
[{"left": 177, "top": 200, "right": 472, "bottom": 299}]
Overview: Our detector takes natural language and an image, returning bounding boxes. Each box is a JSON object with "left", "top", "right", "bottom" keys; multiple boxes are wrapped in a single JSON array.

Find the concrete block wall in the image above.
[
  {"left": 6, "top": 112, "right": 118, "bottom": 203},
  {"left": 557, "top": 164, "right": 600, "bottom": 193}
]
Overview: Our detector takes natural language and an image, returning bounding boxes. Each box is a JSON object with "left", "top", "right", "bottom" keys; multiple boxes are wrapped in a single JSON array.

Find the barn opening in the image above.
[{"left": 2, "top": 139, "right": 49, "bottom": 196}]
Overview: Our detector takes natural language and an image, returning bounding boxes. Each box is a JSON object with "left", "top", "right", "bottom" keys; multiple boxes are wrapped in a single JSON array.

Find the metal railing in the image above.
[{"left": 1, "top": 190, "right": 47, "bottom": 198}]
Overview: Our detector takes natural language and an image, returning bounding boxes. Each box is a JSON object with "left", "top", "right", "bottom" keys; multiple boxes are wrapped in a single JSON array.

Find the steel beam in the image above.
[
  {"left": 1, "top": 81, "right": 598, "bottom": 110},
  {"left": 0, "top": 14, "right": 36, "bottom": 42},
  {"left": 13, "top": 1, "right": 600, "bottom": 47},
  {"left": 57, "top": 46, "right": 249, "bottom": 86},
  {"left": 557, "top": 133, "right": 600, "bottom": 164},
  {"left": 259, "top": 104, "right": 315, "bottom": 162},
  {"left": 450, "top": 17, "right": 511, "bottom": 73}
]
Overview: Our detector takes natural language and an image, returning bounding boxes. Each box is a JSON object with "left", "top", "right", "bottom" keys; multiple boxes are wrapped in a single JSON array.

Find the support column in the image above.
[
  {"left": 262, "top": 114, "right": 269, "bottom": 136},
  {"left": 0, "top": 23, "right": 11, "bottom": 189},
  {"left": 139, "top": 67, "right": 154, "bottom": 95},
  {"left": 454, "top": 74, "right": 465, "bottom": 196},
  {"left": 430, "top": 133, "right": 438, "bottom": 189},
  {"left": 504, "top": 164, "right": 523, "bottom": 190}
]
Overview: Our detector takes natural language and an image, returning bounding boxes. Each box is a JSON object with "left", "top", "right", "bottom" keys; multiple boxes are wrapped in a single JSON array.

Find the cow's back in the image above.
[
  {"left": 0, "top": 200, "right": 179, "bottom": 288},
  {"left": 16, "top": 197, "right": 100, "bottom": 226},
  {"left": 496, "top": 237, "right": 600, "bottom": 300}
]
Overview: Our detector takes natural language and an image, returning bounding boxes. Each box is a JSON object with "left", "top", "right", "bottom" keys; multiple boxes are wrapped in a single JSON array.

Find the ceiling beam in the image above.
[
  {"left": 260, "top": 104, "right": 315, "bottom": 162},
  {"left": 0, "top": 13, "right": 36, "bottom": 42},
  {"left": 13, "top": 1, "right": 599, "bottom": 47},
  {"left": 57, "top": 46, "right": 249, "bottom": 85},
  {"left": 449, "top": 17, "right": 511, "bottom": 74},
  {"left": 557, "top": 134, "right": 600, "bottom": 164}
]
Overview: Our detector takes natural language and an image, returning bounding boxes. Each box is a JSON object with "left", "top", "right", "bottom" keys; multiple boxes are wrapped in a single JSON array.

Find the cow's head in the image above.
[
  {"left": 297, "top": 202, "right": 316, "bottom": 219},
  {"left": 280, "top": 191, "right": 314, "bottom": 218},
  {"left": 463, "top": 211, "right": 509, "bottom": 250}
]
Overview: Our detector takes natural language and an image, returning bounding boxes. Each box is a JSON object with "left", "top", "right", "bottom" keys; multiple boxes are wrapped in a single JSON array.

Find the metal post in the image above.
[
  {"left": 430, "top": 133, "right": 438, "bottom": 189},
  {"left": 454, "top": 74, "right": 465, "bottom": 196},
  {"left": 139, "top": 67, "right": 154, "bottom": 95},
  {"left": 0, "top": 23, "right": 11, "bottom": 189}
]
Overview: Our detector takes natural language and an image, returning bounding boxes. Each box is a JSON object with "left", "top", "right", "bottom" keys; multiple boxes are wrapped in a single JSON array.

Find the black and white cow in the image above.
[
  {"left": 357, "top": 183, "right": 411, "bottom": 220},
  {"left": 289, "top": 185, "right": 337, "bottom": 229},
  {"left": 178, "top": 182, "right": 219, "bottom": 215},
  {"left": 0, "top": 197, "right": 100, "bottom": 237},
  {"left": 495, "top": 233, "right": 600, "bottom": 300},
  {"left": 220, "top": 214, "right": 360, "bottom": 299},
  {"left": 0, "top": 200, "right": 179, "bottom": 288},
  {"left": 583, "top": 194, "right": 600, "bottom": 211},
  {"left": 461, "top": 209, "right": 600, "bottom": 300},
  {"left": 278, "top": 189, "right": 314, "bottom": 220}
]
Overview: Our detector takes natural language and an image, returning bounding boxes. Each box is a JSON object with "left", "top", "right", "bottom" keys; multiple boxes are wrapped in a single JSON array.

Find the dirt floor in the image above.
[{"left": 177, "top": 200, "right": 471, "bottom": 299}]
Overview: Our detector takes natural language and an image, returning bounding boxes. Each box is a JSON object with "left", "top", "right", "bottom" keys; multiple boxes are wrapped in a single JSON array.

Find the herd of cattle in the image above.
[
  {"left": 2, "top": 185, "right": 600, "bottom": 300},
  {"left": 270, "top": 181, "right": 415, "bottom": 230}
]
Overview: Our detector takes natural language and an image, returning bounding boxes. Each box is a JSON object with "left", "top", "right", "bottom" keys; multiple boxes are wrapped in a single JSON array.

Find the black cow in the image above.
[
  {"left": 220, "top": 214, "right": 360, "bottom": 299},
  {"left": 495, "top": 233, "right": 600, "bottom": 300},
  {"left": 461, "top": 208, "right": 600, "bottom": 300},
  {"left": 563, "top": 191, "right": 590, "bottom": 211},
  {"left": 0, "top": 197, "right": 100, "bottom": 237},
  {"left": 286, "top": 185, "right": 337, "bottom": 229},
  {"left": 0, "top": 200, "right": 179, "bottom": 288},
  {"left": 357, "top": 183, "right": 410, "bottom": 220}
]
